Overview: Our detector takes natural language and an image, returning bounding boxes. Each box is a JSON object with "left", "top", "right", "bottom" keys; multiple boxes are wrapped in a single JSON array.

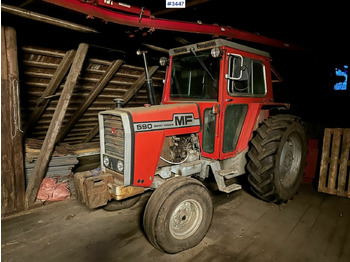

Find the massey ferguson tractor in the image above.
[{"left": 76, "top": 39, "right": 307, "bottom": 253}]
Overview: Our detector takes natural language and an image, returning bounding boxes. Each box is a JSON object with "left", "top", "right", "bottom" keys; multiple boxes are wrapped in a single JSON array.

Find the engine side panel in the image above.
[
  {"left": 133, "top": 130, "right": 165, "bottom": 187},
  {"left": 128, "top": 103, "right": 201, "bottom": 187}
]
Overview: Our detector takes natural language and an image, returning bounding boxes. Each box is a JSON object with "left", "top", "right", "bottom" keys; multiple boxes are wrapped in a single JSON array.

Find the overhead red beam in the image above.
[
  {"left": 96, "top": 0, "right": 151, "bottom": 17},
  {"left": 42, "top": 0, "right": 301, "bottom": 50}
]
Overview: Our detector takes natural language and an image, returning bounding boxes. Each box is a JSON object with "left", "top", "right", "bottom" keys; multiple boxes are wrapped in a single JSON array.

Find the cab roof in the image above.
[{"left": 169, "top": 39, "right": 271, "bottom": 58}]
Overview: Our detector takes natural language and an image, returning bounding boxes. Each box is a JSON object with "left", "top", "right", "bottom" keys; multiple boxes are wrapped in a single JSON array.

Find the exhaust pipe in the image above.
[{"left": 137, "top": 50, "right": 156, "bottom": 105}]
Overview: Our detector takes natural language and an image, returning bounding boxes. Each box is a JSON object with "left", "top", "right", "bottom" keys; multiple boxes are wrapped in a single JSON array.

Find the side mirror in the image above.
[{"left": 225, "top": 54, "right": 244, "bottom": 80}]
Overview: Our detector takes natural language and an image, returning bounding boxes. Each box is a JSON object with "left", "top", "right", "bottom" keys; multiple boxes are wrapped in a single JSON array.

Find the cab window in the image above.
[
  {"left": 227, "top": 55, "right": 266, "bottom": 96},
  {"left": 170, "top": 50, "right": 220, "bottom": 100}
]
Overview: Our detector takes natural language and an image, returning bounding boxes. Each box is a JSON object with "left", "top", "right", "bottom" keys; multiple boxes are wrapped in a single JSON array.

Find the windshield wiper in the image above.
[{"left": 190, "top": 48, "right": 216, "bottom": 83}]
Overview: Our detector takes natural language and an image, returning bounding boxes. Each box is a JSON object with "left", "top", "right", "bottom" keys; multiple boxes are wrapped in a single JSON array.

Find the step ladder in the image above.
[{"left": 214, "top": 169, "right": 242, "bottom": 193}]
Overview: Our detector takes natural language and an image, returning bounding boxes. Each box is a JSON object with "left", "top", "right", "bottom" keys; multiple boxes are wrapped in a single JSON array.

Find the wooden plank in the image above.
[
  {"left": 1, "top": 25, "right": 14, "bottom": 215},
  {"left": 24, "top": 43, "right": 89, "bottom": 209},
  {"left": 23, "top": 49, "right": 76, "bottom": 134},
  {"left": 1, "top": 26, "right": 26, "bottom": 215},
  {"left": 2, "top": 4, "right": 99, "bottom": 34},
  {"left": 80, "top": 66, "right": 159, "bottom": 143},
  {"left": 81, "top": 124, "right": 99, "bottom": 143},
  {"left": 114, "top": 186, "right": 145, "bottom": 200},
  {"left": 338, "top": 129, "right": 350, "bottom": 197},
  {"left": 290, "top": 195, "right": 342, "bottom": 261},
  {"left": 346, "top": 130, "right": 350, "bottom": 198},
  {"left": 319, "top": 128, "right": 332, "bottom": 192},
  {"left": 25, "top": 156, "right": 79, "bottom": 168},
  {"left": 57, "top": 59, "right": 123, "bottom": 143},
  {"left": 71, "top": 142, "right": 100, "bottom": 157},
  {"left": 328, "top": 129, "right": 342, "bottom": 194}
]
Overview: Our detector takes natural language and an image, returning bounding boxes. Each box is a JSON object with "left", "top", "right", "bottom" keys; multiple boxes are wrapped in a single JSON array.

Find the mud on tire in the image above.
[{"left": 247, "top": 115, "right": 307, "bottom": 203}]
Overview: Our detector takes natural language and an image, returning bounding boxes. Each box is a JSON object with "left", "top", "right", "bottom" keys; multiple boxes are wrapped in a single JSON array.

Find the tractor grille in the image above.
[{"left": 104, "top": 115, "right": 125, "bottom": 159}]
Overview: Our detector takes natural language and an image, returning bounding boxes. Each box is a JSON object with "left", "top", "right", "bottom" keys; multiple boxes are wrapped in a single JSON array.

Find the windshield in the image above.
[{"left": 170, "top": 50, "right": 220, "bottom": 100}]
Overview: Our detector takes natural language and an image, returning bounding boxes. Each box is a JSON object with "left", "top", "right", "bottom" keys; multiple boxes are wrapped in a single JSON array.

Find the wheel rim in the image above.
[
  {"left": 279, "top": 133, "right": 303, "bottom": 188},
  {"left": 169, "top": 199, "right": 203, "bottom": 240}
]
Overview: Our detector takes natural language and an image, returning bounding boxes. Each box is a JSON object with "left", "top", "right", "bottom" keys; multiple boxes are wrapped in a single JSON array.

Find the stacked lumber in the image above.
[
  {"left": 70, "top": 142, "right": 100, "bottom": 172},
  {"left": 25, "top": 138, "right": 76, "bottom": 162},
  {"left": 24, "top": 138, "right": 79, "bottom": 190},
  {"left": 24, "top": 139, "right": 101, "bottom": 195}
]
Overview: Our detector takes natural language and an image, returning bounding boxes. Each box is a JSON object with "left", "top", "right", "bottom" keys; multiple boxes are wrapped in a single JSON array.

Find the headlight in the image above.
[
  {"left": 117, "top": 160, "right": 124, "bottom": 172},
  {"left": 103, "top": 156, "right": 110, "bottom": 167},
  {"left": 211, "top": 47, "right": 222, "bottom": 58},
  {"left": 159, "top": 57, "right": 169, "bottom": 66}
]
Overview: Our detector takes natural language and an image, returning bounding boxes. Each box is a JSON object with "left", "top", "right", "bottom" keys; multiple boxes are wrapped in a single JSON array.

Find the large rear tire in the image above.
[
  {"left": 247, "top": 115, "right": 307, "bottom": 203},
  {"left": 143, "top": 176, "right": 213, "bottom": 253}
]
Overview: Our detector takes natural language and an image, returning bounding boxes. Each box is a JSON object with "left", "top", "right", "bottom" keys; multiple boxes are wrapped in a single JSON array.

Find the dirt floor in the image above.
[{"left": 2, "top": 183, "right": 350, "bottom": 262}]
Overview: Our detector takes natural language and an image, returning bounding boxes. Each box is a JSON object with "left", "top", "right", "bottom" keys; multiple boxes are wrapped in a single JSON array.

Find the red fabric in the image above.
[{"left": 37, "top": 178, "right": 70, "bottom": 202}]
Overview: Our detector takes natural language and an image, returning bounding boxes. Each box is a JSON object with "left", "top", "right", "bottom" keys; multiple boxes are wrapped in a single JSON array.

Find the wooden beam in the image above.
[
  {"left": 2, "top": 4, "right": 99, "bottom": 34},
  {"left": 81, "top": 124, "right": 99, "bottom": 143},
  {"left": 24, "top": 43, "right": 89, "bottom": 209},
  {"left": 80, "top": 66, "right": 158, "bottom": 143},
  {"left": 56, "top": 59, "right": 123, "bottom": 143},
  {"left": 1, "top": 26, "right": 26, "bottom": 214},
  {"left": 23, "top": 49, "right": 76, "bottom": 134}
]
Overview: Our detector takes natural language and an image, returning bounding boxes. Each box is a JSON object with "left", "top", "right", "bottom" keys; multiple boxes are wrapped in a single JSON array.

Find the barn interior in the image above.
[{"left": 1, "top": 1, "right": 349, "bottom": 261}]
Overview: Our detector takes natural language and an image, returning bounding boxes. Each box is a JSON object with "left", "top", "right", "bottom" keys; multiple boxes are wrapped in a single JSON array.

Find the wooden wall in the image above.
[
  {"left": 1, "top": 24, "right": 165, "bottom": 214},
  {"left": 1, "top": 26, "right": 25, "bottom": 215}
]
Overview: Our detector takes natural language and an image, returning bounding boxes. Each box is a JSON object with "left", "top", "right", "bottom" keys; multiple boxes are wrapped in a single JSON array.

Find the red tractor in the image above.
[{"left": 77, "top": 39, "right": 307, "bottom": 253}]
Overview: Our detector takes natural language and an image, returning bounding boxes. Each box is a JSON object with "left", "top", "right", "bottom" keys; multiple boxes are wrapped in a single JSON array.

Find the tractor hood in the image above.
[
  {"left": 120, "top": 103, "right": 201, "bottom": 133},
  {"left": 98, "top": 103, "right": 202, "bottom": 188}
]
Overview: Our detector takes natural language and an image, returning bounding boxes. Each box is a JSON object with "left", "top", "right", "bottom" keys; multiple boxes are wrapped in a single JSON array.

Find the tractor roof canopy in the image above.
[{"left": 169, "top": 39, "right": 271, "bottom": 58}]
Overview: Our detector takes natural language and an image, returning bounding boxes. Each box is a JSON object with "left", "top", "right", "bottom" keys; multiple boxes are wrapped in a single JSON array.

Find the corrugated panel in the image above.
[{"left": 20, "top": 45, "right": 165, "bottom": 144}]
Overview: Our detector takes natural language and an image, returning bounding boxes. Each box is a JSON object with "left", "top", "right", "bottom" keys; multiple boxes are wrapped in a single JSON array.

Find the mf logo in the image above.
[
  {"left": 111, "top": 127, "right": 117, "bottom": 136},
  {"left": 134, "top": 113, "right": 199, "bottom": 132},
  {"left": 174, "top": 114, "right": 193, "bottom": 126}
]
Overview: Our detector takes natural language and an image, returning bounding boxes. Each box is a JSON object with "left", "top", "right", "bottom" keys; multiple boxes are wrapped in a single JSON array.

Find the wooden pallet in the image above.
[{"left": 318, "top": 128, "right": 350, "bottom": 198}]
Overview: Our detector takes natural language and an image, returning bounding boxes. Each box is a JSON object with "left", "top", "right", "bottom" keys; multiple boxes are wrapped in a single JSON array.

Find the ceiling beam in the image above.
[
  {"left": 23, "top": 49, "right": 76, "bottom": 135},
  {"left": 56, "top": 59, "right": 124, "bottom": 143},
  {"left": 81, "top": 66, "right": 158, "bottom": 143},
  {"left": 2, "top": 4, "right": 98, "bottom": 34}
]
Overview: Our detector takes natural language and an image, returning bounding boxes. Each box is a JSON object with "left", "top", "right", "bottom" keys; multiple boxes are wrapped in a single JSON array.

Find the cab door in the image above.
[{"left": 219, "top": 51, "right": 268, "bottom": 160}]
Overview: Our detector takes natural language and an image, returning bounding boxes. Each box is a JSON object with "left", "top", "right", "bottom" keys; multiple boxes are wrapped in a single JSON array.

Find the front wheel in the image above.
[
  {"left": 103, "top": 195, "right": 141, "bottom": 212},
  {"left": 247, "top": 115, "right": 307, "bottom": 203},
  {"left": 143, "top": 176, "right": 213, "bottom": 253}
]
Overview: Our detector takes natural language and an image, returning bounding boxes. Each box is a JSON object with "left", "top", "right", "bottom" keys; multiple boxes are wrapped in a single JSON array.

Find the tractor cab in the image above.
[{"left": 162, "top": 39, "right": 276, "bottom": 161}]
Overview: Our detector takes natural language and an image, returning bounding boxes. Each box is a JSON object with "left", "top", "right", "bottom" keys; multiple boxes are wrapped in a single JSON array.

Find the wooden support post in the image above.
[
  {"left": 24, "top": 43, "right": 89, "bottom": 208},
  {"left": 1, "top": 26, "right": 26, "bottom": 215},
  {"left": 24, "top": 49, "right": 76, "bottom": 134},
  {"left": 80, "top": 66, "right": 158, "bottom": 143},
  {"left": 81, "top": 125, "right": 99, "bottom": 143},
  {"left": 57, "top": 59, "right": 123, "bottom": 143}
]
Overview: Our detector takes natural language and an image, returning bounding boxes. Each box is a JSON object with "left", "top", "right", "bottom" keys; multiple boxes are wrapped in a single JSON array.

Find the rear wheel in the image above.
[
  {"left": 143, "top": 176, "right": 213, "bottom": 253},
  {"left": 247, "top": 115, "right": 307, "bottom": 203}
]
